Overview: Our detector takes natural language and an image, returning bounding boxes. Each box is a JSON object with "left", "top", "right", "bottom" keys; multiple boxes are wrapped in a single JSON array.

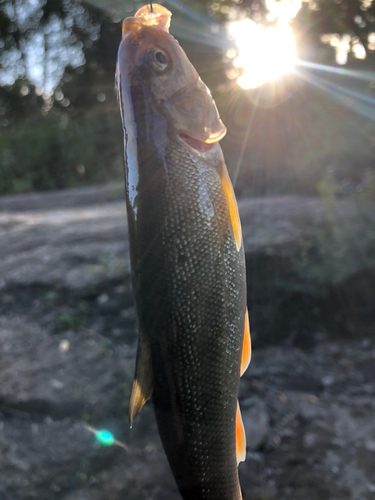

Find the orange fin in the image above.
[
  {"left": 221, "top": 167, "right": 242, "bottom": 251},
  {"left": 240, "top": 308, "right": 251, "bottom": 377},
  {"left": 236, "top": 402, "right": 246, "bottom": 464},
  {"left": 129, "top": 332, "right": 153, "bottom": 427}
]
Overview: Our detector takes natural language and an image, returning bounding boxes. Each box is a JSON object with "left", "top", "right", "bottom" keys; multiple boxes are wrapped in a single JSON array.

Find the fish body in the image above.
[{"left": 116, "top": 5, "right": 250, "bottom": 499}]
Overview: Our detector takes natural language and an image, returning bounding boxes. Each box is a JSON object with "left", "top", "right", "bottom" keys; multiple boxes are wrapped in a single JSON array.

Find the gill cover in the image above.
[
  {"left": 121, "top": 4, "right": 226, "bottom": 145},
  {"left": 163, "top": 77, "right": 227, "bottom": 144}
]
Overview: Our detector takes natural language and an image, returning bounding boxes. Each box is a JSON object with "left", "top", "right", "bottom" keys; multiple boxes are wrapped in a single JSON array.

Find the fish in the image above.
[{"left": 116, "top": 4, "right": 251, "bottom": 499}]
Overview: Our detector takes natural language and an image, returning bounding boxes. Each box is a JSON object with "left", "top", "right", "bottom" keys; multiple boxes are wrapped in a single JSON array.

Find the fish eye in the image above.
[
  {"left": 146, "top": 49, "right": 169, "bottom": 72},
  {"left": 155, "top": 51, "right": 167, "bottom": 65}
]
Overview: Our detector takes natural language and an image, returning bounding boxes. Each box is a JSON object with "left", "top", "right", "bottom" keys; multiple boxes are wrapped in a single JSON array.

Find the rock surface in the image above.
[
  {"left": 1, "top": 189, "right": 372, "bottom": 290},
  {"left": 1, "top": 187, "right": 375, "bottom": 500}
]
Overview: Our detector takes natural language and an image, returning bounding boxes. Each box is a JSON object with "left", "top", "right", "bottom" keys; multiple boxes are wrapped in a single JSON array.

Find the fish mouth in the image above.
[{"left": 178, "top": 133, "right": 217, "bottom": 152}]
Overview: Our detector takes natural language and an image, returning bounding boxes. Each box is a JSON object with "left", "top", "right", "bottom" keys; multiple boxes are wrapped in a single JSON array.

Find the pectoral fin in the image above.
[
  {"left": 240, "top": 308, "right": 251, "bottom": 377},
  {"left": 129, "top": 333, "right": 153, "bottom": 427},
  {"left": 236, "top": 402, "right": 246, "bottom": 464},
  {"left": 221, "top": 167, "right": 242, "bottom": 251}
]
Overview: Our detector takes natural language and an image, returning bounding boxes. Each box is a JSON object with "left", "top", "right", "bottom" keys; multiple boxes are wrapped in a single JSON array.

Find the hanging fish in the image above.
[{"left": 116, "top": 4, "right": 251, "bottom": 499}]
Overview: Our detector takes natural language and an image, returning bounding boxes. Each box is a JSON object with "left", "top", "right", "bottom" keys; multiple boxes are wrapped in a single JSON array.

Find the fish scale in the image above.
[
  {"left": 136, "top": 136, "right": 246, "bottom": 498},
  {"left": 116, "top": 4, "right": 249, "bottom": 499}
]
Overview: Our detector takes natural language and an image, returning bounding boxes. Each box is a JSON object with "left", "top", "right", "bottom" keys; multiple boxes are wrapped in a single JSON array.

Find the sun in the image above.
[
  {"left": 227, "top": 0, "right": 302, "bottom": 89},
  {"left": 228, "top": 20, "right": 297, "bottom": 89}
]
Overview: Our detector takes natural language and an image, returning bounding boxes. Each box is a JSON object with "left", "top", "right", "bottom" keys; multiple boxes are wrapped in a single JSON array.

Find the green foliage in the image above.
[
  {"left": 1, "top": 0, "right": 375, "bottom": 197},
  {"left": 58, "top": 313, "right": 81, "bottom": 331},
  {"left": 0, "top": 109, "right": 123, "bottom": 194},
  {"left": 45, "top": 291, "right": 57, "bottom": 301},
  {"left": 58, "top": 301, "right": 91, "bottom": 331},
  {"left": 295, "top": 0, "right": 375, "bottom": 63},
  {"left": 292, "top": 201, "right": 375, "bottom": 293}
]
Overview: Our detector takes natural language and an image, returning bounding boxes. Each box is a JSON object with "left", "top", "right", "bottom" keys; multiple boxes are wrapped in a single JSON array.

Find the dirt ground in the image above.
[{"left": 1, "top": 187, "right": 375, "bottom": 500}]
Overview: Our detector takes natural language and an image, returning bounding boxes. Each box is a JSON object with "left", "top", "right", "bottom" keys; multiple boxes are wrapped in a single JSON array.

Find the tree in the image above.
[{"left": 1, "top": 0, "right": 375, "bottom": 195}]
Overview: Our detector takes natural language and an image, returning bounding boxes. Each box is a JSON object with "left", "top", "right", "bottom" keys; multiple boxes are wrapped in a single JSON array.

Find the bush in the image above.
[{"left": 0, "top": 109, "right": 123, "bottom": 194}]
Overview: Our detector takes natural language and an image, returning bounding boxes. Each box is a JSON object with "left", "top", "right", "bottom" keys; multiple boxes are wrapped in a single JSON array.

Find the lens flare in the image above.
[
  {"left": 228, "top": 20, "right": 297, "bottom": 89},
  {"left": 84, "top": 424, "right": 127, "bottom": 450},
  {"left": 227, "top": 0, "right": 302, "bottom": 89}
]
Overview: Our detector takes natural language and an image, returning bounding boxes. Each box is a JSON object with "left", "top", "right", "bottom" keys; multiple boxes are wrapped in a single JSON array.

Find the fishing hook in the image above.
[{"left": 150, "top": 1, "right": 153, "bottom": 14}]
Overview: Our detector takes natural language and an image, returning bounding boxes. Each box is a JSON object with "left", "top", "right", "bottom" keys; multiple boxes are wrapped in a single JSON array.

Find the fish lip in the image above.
[{"left": 178, "top": 133, "right": 218, "bottom": 152}]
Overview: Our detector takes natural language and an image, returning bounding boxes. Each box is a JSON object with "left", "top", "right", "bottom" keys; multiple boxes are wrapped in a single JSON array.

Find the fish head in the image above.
[{"left": 117, "top": 3, "right": 226, "bottom": 149}]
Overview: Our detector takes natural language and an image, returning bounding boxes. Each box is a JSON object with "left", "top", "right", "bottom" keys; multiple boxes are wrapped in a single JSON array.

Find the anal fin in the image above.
[
  {"left": 236, "top": 402, "right": 246, "bottom": 464},
  {"left": 240, "top": 308, "right": 251, "bottom": 377},
  {"left": 237, "top": 309, "right": 251, "bottom": 466},
  {"left": 129, "top": 332, "right": 153, "bottom": 427}
]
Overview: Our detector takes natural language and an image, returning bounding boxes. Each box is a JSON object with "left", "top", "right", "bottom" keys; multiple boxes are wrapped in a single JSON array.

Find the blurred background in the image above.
[{"left": 1, "top": 0, "right": 375, "bottom": 499}]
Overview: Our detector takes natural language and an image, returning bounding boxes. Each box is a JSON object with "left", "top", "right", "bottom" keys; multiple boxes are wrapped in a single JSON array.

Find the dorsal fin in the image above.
[
  {"left": 129, "top": 332, "right": 153, "bottom": 427},
  {"left": 236, "top": 402, "right": 246, "bottom": 464},
  {"left": 240, "top": 308, "right": 251, "bottom": 376}
]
